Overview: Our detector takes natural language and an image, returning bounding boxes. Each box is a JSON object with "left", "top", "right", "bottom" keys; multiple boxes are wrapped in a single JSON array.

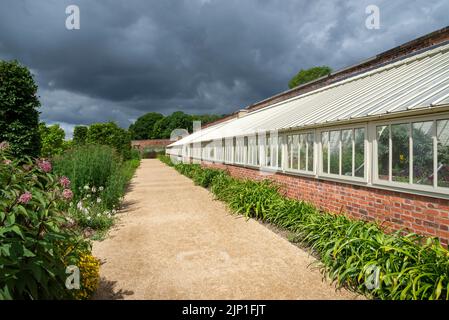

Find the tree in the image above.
[
  {"left": 0, "top": 60, "right": 41, "bottom": 158},
  {"left": 73, "top": 125, "right": 88, "bottom": 145},
  {"left": 288, "top": 66, "right": 332, "bottom": 89},
  {"left": 152, "top": 111, "right": 193, "bottom": 139},
  {"left": 39, "top": 123, "right": 66, "bottom": 157},
  {"left": 128, "top": 112, "right": 164, "bottom": 140},
  {"left": 86, "top": 122, "right": 132, "bottom": 159}
]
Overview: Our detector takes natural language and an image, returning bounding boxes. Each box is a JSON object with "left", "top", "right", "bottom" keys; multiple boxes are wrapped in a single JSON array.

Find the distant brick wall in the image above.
[
  {"left": 201, "top": 161, "right": 449, "bottom": 245},
  {"left": 131, "top": 139, "right": 172, "bottom": 151}
]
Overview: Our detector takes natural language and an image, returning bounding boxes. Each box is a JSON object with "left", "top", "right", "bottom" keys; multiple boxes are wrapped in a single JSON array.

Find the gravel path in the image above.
[{"left": 92, "top": 159, "right": 361, "bottom": 300}]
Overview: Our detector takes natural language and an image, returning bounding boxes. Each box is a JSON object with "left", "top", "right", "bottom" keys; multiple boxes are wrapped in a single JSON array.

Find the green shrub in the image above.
[
  {"left": 53, "top": 144, "right": 121, "bottom": 202},
  {"left": 161, "top": 158, "right": 449, "bottom": 300},
  {"left": 86, "top": 122, "right": 132, "bottom": 160},
  {"left": 53, "top": 144, "right": 139, "bottom": 234},
  {"left": 0, "top": 144, "right": 90, "bottom": 299},
  {"left": 0, "top": 60, "right": 41, "bottom": 158}
]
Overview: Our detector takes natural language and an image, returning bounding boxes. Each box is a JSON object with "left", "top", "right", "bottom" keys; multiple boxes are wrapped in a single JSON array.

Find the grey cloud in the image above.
[{"left": 0, "top": 0, "right": 448, "bottom": 135}]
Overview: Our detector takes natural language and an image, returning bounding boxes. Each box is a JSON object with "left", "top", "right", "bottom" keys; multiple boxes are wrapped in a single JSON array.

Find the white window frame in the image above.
[
  {"left": 372, "top": 112, "right": 449, "bottom": 195},
  {"left": 317, "top": 124, "right": 368, "bottom": 183},
  {"left": 284, "top": 130, "right": 316, "bottom": 176}
]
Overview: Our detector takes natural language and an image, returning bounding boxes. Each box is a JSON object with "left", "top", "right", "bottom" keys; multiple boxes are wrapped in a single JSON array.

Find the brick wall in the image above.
[
  {"left": 131, "top": 139, "right": 172, "bottom": 150},
  {"left": 201, "top": 161, "right": 449, "bottom": 245}
]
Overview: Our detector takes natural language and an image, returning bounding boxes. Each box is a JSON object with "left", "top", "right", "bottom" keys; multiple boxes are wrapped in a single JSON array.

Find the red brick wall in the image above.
[
  {"left": 201, "top": 161, "right": 449, "bottom": 245},
  {"left": 131, "top": 139, "right": 172, "bottom": 150}
]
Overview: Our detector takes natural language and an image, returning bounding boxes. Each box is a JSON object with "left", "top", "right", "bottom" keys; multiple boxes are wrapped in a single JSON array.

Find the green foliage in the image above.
[
  {"left": 288, "top": 66, "right": 332, "bottom": 89},
  {"left": 129, "top": 112, "right": 164, "bottom": 140},
  {"left": 86, "top": 122, "right": 132, "bottom": 160},
  {"left": 53, "top": 145, "right": 140, "bottom": 212},
  {"left": 53, "top": 144, "right": 120, "bottom": 201},
  {"left": 73, "top": 126, "right": 88, "bottom": 145},
  {"left": 130, "top": 112, "right": 223, "bottom": 140},
  {"left": 0, "top": 60, "right": 41, "bottom": 158},
  {"left": 39, "top": 123, "right": 67, "bottom": 157},
  {"left": 0, "top": 147, "right": 89, "bottom": 299},
  {"left": 162, "top": 158, "right": 449, "bottom": 300}
]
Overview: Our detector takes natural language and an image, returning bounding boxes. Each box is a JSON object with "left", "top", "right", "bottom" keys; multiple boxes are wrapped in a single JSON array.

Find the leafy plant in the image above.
[
  {"left": 0, "top": 60, "right": 41, "bottom": 158},
  {"left": 0, "top": 144, "right": 90, "bottom": 299}
]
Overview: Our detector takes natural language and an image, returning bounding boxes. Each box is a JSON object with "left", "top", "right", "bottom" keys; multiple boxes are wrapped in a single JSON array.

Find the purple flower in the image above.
[
  {"left": 0, "top": 141, "right": 9, "bottom": 151},
  {"left": 62, "top": 189, "right": 73, "bottom": 201},
  {"left": 37, "top": 160, "right": 52, "bottom": 173},
  {"left": 59, "top": 176, "right": 71, "bottom": 188},
  {"left": 18, "top": 192, "right": 32, "bottom": 204}
]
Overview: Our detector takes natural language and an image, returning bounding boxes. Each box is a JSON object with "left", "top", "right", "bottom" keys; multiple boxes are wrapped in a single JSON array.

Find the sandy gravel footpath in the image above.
[{"left": 92, "top": 159, "right": 361, "bottom": 300}]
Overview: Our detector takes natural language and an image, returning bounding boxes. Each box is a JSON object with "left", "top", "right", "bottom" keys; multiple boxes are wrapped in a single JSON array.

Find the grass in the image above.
[
  {"left": 161, "top": 157, "right": 449, "bottom": 300},
  {"left": 54, "top": 144, "right": 140, "bottom": 238}
]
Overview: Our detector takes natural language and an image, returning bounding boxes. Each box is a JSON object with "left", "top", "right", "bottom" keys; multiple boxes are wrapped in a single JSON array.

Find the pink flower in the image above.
[
  {"left": 59, "top": 176, "right": 71, "bottom": 188},
  {"left": 37, "top": 160, "right": 52, "bottom": 173},
  {"left": 0, "top": 141, "right": 9, "bottom": 151},
  {"left": 62, "top": 189, "right": 73, "bottom": 201},
  {"left": 18, "top": 192, "right": 32, "bottom": 204},
  {"left": 3, "top": 159, "right": 12, "bottom": 165}
]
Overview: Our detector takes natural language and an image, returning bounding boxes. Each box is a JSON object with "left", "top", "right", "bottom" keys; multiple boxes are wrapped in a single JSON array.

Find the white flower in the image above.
[
  {"left": 84, "top": 185, "right": 89, "bottom": 190},
  {"left": 86, "top": 216, "right": 91, "bottom": 221},
  {"left": 86, "top": 194, "right": 91, "bottom": 198},
  {"left": 77, "top": 201, "right": 84, "bottom": 210},
  {"left": 112, "top": 209, "right": 117, "bottom": 215},
  {"left": 69, "top": 202, "right": 73, "bottom": 207},
  {"left": 92, "top": 187, "right": 97, "bottom": 193},
  {"left": 99, "top": 186, "right": 104, "bottom": 191},
  {"left": 97, "top": 213, "right": 101, "bottom": 217},
  {"left": 96, "top": 198, "right": 102, "bottom": 203}
]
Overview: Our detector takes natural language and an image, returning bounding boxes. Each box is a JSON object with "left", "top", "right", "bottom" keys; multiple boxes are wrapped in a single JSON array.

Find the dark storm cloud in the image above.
[{"left": 0, "top": 0, "right": 448, "bottom": 136}]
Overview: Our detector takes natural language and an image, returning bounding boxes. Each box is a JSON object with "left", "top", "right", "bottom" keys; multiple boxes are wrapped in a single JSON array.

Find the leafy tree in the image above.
[
  {"left": 0, "top": 60, "right": 41, "bottom": 157},
  {"left": 86, "top": 122, "right": 131, "bottom": 159},
  {"left": 129, "top": 112, "right": 164, "bottom": 140},
  {"left": 288, "top": 66, "right": 332, "bottom": 89},
  {"left": 39, "top": 122, "right": 66, "bottom": 157},
  {"left": 152, "top": 111, "right": 193, "bottom": 139},
  {"left": 73, "top": 125, "right": 88, "bottom": 145}
]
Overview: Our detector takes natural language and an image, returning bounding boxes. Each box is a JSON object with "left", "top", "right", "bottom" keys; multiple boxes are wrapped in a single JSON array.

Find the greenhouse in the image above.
[{"left": 168, "top": 41, "right": 449, "bottom": 200}]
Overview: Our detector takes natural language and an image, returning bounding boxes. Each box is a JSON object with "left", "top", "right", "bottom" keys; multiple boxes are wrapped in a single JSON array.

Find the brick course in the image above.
[{"left": 201, "top": 161, "right": 449, "bottom": 245}]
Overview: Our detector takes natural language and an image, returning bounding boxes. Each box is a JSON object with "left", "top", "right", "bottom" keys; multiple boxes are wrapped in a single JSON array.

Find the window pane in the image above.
[
  {"left": 412, "top": 121, "right": 433, "bottom": 186},
  {"left": 329, "top": 130, "right": 340, "bottom": 174},
  {"left": 307, "top": 133, "right": 314, "bottom": 172},
  {"left": 437, "top": 119, "right": 449, "bottom": 188},
  {"left": 354, "top": 128, "right": 365, "bottom": 178},
  {"left": 278, "top": 136, "right": 283, "bottom": 168},
  {"left": 341, "top": 129, "right": 353, "bottom": 176},
  {"left": 377, "top": 125, "right": 389, "bottom": 180},
  {"left": 299, "top": 134, "right": 306, "bottom": 171},
  {"left": 392, "top": 123, "right": 409, "bottom": 183},
  {"left": 287, "top": 135, "right": 292, "bottom": 169},
  {"left": 266, "top": 136, "right": 271, "bottom": 167},
  {"left": 292, "top": 135, "right": 299, "bottom": 170},
  {"left": 322, "top": 132, "right": 329, "bottom": 174}
]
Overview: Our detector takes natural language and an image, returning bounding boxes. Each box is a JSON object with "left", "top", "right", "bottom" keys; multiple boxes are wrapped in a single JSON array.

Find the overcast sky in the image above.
[{"left": 1, "top": 0, "right": 448, "bottom": 137}]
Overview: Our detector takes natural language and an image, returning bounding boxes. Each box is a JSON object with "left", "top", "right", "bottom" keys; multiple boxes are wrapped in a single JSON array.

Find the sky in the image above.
[{"left": 0, "top": 0, "right": 448, "bottom": 138}]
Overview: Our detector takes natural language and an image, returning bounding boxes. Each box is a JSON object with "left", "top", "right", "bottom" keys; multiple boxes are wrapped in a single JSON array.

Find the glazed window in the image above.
[{"left": 321, "top": 128, "right": 365, "bottom": 179}]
